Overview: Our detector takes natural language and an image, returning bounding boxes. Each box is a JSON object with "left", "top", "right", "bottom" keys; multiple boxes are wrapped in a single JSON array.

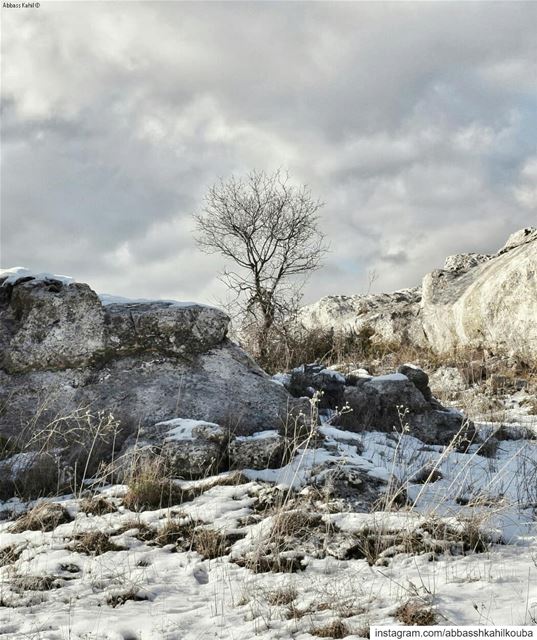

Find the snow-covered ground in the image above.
[{"left": 1, "top": 411, "right": 536, "bottom": 639}]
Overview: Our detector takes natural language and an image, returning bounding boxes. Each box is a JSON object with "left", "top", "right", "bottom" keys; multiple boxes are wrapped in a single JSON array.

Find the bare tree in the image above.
[{"left": 195, "top": 169, "right": 327, "bottom": 366}]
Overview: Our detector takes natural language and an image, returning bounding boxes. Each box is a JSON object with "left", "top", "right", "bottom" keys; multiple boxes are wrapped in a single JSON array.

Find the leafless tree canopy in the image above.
[{"left": 195, "top": 169, "right": 327, "bottom": 365}]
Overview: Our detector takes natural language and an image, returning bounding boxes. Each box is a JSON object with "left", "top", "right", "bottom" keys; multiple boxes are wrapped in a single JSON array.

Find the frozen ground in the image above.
[{"left": 0, "top": 410, "right": 536, "bottom": 639}]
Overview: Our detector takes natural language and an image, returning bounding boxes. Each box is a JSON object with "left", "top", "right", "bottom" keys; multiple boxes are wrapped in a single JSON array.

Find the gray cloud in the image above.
[{"left": 1, "top": 2, "right": 536, "bottom": 304}]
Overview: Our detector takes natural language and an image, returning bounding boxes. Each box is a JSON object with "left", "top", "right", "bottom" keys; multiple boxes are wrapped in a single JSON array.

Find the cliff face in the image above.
[
  {"left": 0, "top": 270, "right": 294, "bottom": 438},
  {"left": 299, "top": 228, "right": 537, "bottom": 361}
]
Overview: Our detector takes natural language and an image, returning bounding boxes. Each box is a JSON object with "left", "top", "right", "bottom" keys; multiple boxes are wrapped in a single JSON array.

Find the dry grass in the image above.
[
  {"left": 456, "top": 518, "right": 492, "bottom": 553},
  {"left": 346, "top": 516, "right": 494, "bottom": 566},
  {"left": 0, "top": 544, "right": 25, "bottom": 567},
  {"left": 395, "top": 600, "right": 437, "bottom": 625},
  {"left": 151, "top": 519, "right": 230, "bottom": 557},
  {"left": 9, "top": 502, "right": 72, "bottom": 533},
  {"left": 116, "top": 518, "right": 155, "bottom": 542},
  {"left": 309, "top": 619, "right": 350, "bottom": 638},
  {"left": 121, "top": 456, "right": 248, "bottom": 511},
  {"left": 232, "top": 506, "right": 328, "bottom": 573},
  {"left": 0, "top": 407, "right": 125, "bottom": 501},
  {"left": 153, "top": 517, "right": 195, "bottom": 548},
  {"left": 265, "top": 585, "right": 298, "bottom": 606},
  {"left": 11, "top": 574, "right": 61, "bottom": 593},
  {"left": 124, "top": 459, "right": 185, "bottom": 511},
  {"left": 233, "top": 554, "right": 305, "bottom": 574},
  {"left": 72, "top": 530, "right": 125, "bottom": 555},
  {"left": 79, "top": 494, "right": 117, "bottom": 515},
  {"left": 271, "top": 509, "right": 324, "bottom": 541},
  {"left": 191, "top": 527, "right": 229, "bottom": 559},
  {"left": 0, "top": 434, "right": 19, "bottom": 461}
]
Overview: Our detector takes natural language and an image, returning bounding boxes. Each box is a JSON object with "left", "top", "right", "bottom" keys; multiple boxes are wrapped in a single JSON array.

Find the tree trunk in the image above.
[{"left": 258, "top": 301, "right": 275, "bottom": 368}]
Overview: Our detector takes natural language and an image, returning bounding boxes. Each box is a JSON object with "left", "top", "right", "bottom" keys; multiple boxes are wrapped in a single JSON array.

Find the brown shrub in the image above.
[
  {"left": 153, "top": 517, "right": 195, "bottom": 548},
  {"left": 116, "top": 519, "right": 155, "bottom": 542},
  {"left": 265, "top": 585, "right": 297, "bottom": 606},
  {"left": 11, "top": 575, "right": 61, "bottom": 592},
  {"left": 124, "top": 467, "right": 185, "bottom": 511}
]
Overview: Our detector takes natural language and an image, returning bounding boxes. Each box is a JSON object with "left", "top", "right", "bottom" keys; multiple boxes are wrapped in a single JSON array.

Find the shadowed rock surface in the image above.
[
  {"left": 280, "top": 365, "right": 474, "bottom": 447},
  {"left": 334, "top": 373, "right": 473, "bottom": 446}
]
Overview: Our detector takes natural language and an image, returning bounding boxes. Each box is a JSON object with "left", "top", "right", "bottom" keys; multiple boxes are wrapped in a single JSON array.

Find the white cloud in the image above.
[{"left": 1, "top": 2, "right": 536, "bottom": 304}]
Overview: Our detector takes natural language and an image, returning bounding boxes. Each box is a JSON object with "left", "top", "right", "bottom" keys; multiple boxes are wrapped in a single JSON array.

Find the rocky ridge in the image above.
[{"left": 299, "top": 227, "right": 537, "bottom": 361}]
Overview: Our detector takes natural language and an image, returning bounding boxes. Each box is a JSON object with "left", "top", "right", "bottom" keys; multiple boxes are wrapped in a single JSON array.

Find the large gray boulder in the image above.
[
  {"left": 0, "top": 270, "right": 296, "bottom": 440},
  {"left": 104, "top": 301, "right": 228, "bottom": 360},
  {"left": 286, "top": 364, "right": 347, "bottom": 409},
  {"left": 0, "top": 272, "right": 229, "bottom": 374},
  {"left": 443, "top": 253, "right": 491, "bottom": 273}
]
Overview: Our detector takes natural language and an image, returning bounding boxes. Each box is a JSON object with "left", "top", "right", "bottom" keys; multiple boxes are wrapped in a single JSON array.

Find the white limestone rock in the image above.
[
  {"left": 298, "top": 287, "right": 427, "bottom": 348},
  {"left": 421, "top": 230, "right": 537, "bottom": 361}
]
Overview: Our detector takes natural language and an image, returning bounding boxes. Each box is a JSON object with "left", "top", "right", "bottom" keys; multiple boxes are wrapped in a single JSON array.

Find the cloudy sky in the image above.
[{"left": 2, "top": 1, "right": 536, "bottom": 305}]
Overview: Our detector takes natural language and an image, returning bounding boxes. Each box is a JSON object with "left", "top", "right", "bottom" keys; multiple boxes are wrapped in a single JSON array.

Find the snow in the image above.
[
  {"left": 271, "top": 372, "right": 291, "bottom": 387},
  {"left": 155, "top": 418, "right": 222, "bottom": 442},
  {"left": 235, "top": 430, "right": 279, "bottom": 442},
  {"left": 325, "top": 510, "right": 425, "bottom": 533},
  {"left": 0, "top": 398, "right": 536, "bottom": 638},
  {"left": 99, "top": 293, "right": 210, "bottom": 309},
  {"left": 0, "top": 266, "right": 74, "bottom": 286},
  {"left": 0, "top": 267, "right": 216, "bottom": 311},
  {"left": 245, "top": 447, "right": 334, "bottom": 489},
  {"left": 349, "top": 368, "right": 372, "bottom": 379},
  {"left": 369, "top": 373, "right": 409, "bottom": 383}
]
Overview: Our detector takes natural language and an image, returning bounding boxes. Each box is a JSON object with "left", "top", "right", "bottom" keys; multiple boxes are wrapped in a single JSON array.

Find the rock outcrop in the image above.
[
  {"left": 299, "top": 228, "right": 537, "bottom": 362},
  {"left": 0, "top": 270, "right": 296, "bottom": 440},
  {"left": 279, "top": 365, "right": 474, "bottom": 447},
  {"left": 335, "top": 373, "right": 472, "bottom": 447},
  {"left": 297, "top": 287, "right": 427, "bottom": 349},
  {"left": 443, "top": 253, "right": 491, "bottom": 273},
  {"left": 135, "top": 418, "right": 229, "bottom": 478},
  {"left": 421, "top": 228, "right": 537, "bottom": 361}
]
